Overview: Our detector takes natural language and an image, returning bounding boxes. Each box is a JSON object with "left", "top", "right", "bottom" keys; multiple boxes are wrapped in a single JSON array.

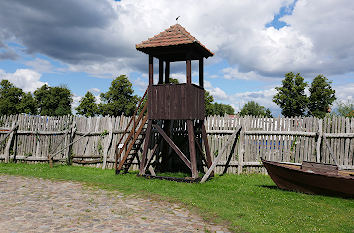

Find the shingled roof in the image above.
[{"left": 136, "top": 24, "right": 213, "bottom": 60}]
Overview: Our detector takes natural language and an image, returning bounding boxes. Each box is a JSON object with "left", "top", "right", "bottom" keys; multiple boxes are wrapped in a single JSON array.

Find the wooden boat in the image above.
[{"left": 261, "top": 158, "right": 354, "bottom": 198}]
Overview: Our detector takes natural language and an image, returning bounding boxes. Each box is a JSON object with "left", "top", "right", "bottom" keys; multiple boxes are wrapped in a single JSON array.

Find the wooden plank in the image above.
[
  {"left": 138, "top": 120, "right": 152, "bottom": 175},
  {"left": 187, "top": 120, "right": 198, "bottom": 178},
  {"left": 243, "top": 130, "right": 317, "bottom": 136},
  {"left": 186, "top": 59, "right": 191, "bottom": 84},
  {"left": 238, "top": 120, "right": 244, "bottom": 174},
  {"left": 199, "top": 58, "right": 203, "bottom": 87},
  {"left": 201, "top": 126, "right": 241, "bottom": 182},
  {"left": 102, "top": 117, "right": 113, "bottom": 169},
  {"left": 202, "top": 121, "right": 212, "bottom": 169},
  {"left": 0, "top": 122, "right": 18, "bottom": 147},
  {"left": 303, "top": 118, "right": 309, "bottom": 162},
  {"left": 316, "top": 119, "right": 323, "bottom": 162},
  {"left": 158, "top": 59, "right": 163, "bottom": 84},
  {"left": 165, "top": 61, "right": 170, "bottom": 83},
  {"left": 4, "top": 121, "right": 18, "bottom": 163},
  {"left": 344, "top": 118, "right": 350, "bottom": 166},
  {"left": 149, "top": 55, "right": 153, "bottom": 85}
]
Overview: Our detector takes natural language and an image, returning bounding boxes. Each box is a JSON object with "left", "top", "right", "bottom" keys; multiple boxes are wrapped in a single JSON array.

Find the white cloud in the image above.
[
  {"left": 222, "top": 67, "right": 275, "bottom": 81},
  {"left": 334, "top": 83, "right": 354, "bottom": 102},
  {"left": 72, "top": 94, "right": 82, "bottom": 109},
  {"left": 25, "top": 58, "right": 54, "bottom": 73},
  {"left": 230, "top": 88, "right": 278, "bottom": 113},
  {"left": 0, "top": 69, "right": 47, "bottom": 92},
  {"left": 1, "top": 0, "right": 354, "bottom": 79},
  {"left": 204, "top": 81, "right": 228, "bottom": 101},
  {"left": 88, "top": 88, "right": 100, "bottom": 93},
  {"left": 133, "top": 77, "right": 148, "bottom": 92}
]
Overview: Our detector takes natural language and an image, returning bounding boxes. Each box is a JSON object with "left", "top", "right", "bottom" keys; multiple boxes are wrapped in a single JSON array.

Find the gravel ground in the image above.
[{"left": 0, "top": 174, "right": 229, "bottom": 233}]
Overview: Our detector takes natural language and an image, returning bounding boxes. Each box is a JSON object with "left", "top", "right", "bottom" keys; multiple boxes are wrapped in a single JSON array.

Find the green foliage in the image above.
[
  {"left": 17, "top": 92, "right": 37, "bottom": 115},
  {"left": 273, "top": 72, "right": 308, "bottom": 117},
  {"left": 34, "top": 84, "right": 73, "bottom": 116},
  {"left": 205, "top": 91, "right": 234, "bottom": 116},
  {"left": 212, "top": 102, "right": 235, "bottom": 116},
  {"left": 308, "top": 75, "right": 336, "bottom": 118},
  {"left": 0, "top": 80, "right": 24, "bottom": 115},
  {"left": 99, "top": 75, "right": 139, "bottom": 116},
  {"left": 168, "top": 78, "right": 179, "bottom": 84},
  {"left": 239, "top": 101, "right": 272, "bottom": 117},
  {"left": 335, "top": 100, "right": 354, "bottom": 118},
  {"left": 76, "top": 91, "right": 99, "bottom": 117},
  {"left": 205, "top": 91, "right": 215, "bottom": 116},
  {"left": 0, "top": 80, "right": 37, "bottom": 115},
  {"left": 1, "top": 163, "right": 353, "bottom": 233}
]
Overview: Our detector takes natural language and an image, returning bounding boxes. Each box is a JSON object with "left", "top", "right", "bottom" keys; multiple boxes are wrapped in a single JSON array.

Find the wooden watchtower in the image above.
[{"left": 135, "top": 24, "right": 214, "bottom": 180}]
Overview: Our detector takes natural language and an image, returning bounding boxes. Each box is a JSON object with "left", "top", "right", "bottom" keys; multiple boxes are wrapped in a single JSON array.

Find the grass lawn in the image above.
[{"left": 1, "top": 163, "right": 353, "bottom": 233}]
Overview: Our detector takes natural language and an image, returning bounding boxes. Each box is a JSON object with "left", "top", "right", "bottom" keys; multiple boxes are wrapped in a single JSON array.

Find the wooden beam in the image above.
[
  {"left": 316, "top": 119, "right": 323, "bottom": 163},
  {"left": 143, "top": 138, "right": 162, "bottom": 172},
  {"left": 199, "top": 58, "right": 203, "bottom": 88},
  {"left": 195, "top": 138, "right": 207, "bottom": 165},
  {"left": 158, "top": 59, "right": 163, "bottom": 84},
  {"left": 4, "top": 122, "right": 18, "bottom": 163},
  {"left": 165, "top": 61, "right": 170, "bottom": 83},
  {"left": 201, "top": 126, "right": 242, "bottom": 183},
  {"left": 186, "top": 59, "right": 191, "bottom": 84},
  {"left": 149, "top": 55, "right": 153, "bottom": 85},
  {"left": 201, "top": 122, "right": 212, "bottom": 169},
  {"left": 153, "top": 124, "right": 191, "bottom": 169},
  {"left": 324, "top": 136, "right": 338, "bottom": 166},
  {"left": 187, "top": 120, "right": 198, "bottom": 178},
  {"left": 139, "top": 120, "right": 152, "bottom": 175}
]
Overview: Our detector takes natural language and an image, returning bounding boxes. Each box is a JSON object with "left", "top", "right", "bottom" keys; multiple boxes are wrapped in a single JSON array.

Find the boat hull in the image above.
[{"left": 262, "top": 159, "right": 354, "bottom": 198}]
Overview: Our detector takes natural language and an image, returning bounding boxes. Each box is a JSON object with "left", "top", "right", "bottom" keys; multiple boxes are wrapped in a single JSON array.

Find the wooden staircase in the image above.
[{"left": 115, "top": 89, "right": 148, "bottom": 174}]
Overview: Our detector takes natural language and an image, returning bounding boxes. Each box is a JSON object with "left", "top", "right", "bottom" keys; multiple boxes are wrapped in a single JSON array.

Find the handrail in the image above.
[{"left": 114, "top": 88, "right": 148, "bottom": 171}]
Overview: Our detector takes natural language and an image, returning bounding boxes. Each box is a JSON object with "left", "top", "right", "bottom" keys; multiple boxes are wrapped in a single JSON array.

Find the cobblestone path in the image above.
[{"left": 0, "top": 175, "right": 229, "bottom": 233}]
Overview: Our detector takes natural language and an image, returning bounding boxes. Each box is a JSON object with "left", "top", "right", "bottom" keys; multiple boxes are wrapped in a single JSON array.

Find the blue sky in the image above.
[{"left": 0, "top": 0, "right": 353, "bottom": 116}]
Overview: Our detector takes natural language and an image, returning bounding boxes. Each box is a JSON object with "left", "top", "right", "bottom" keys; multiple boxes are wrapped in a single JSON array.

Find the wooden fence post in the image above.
[
  {"left": 66, "top": 119, "right": 76, "bottom": 165},
  {"left": 238, "top": 117, "right": 245, "bottom": 174},
  {"left": 316, "top": 119, "right": 323, "bottom": 163},
  {"left": 4, "top": 121, "right": 18, "bottom": 163},
  {"left": 102, "top": 117, "right": 113, "bottom": 169}
]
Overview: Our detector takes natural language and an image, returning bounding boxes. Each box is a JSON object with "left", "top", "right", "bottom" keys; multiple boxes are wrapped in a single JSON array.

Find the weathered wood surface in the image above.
[
  {"left": 148, "top": 84, "right": 205, "bottom": 120},
  {"left": 0, "top": 114, "right": 353, "bottom": 173}
]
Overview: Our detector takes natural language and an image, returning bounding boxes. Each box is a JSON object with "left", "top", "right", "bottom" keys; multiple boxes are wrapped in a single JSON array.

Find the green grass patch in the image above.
[{"left": 1, "top": 163, "right": 353, "bottom": 232}]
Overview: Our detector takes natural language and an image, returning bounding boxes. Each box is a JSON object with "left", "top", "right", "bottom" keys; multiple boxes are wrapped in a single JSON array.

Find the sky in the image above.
[{"left": 0, "top": 0, "right": 353, "bottom": 116}]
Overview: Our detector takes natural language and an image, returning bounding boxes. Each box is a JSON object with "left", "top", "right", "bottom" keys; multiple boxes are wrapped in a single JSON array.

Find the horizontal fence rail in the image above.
[{"left": 0, "top": 114, "right": 353, "bottom": 173}]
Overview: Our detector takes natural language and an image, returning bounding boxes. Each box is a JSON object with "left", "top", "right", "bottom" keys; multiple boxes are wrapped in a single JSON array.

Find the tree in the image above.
[
  {"left": 76, "top": 91, "right": 99, "bottom": 117},
  {"left": 99, "top": 75, "right": 139, "bottom": 116},
  {"left": 204, "top": 91, "right": 234, "bottom": 116},
  {"left": 0, "top": 79, "right": 37, "bottom": 115},
  {"left": 239, "top": 101, "right": 273, "bottom": 117},
  {"left": 205, "top": 91, "right": 215, "bottom": 116},
  {"left": 168, "top": 78, "right": 179, "bottom": 84},
  {"left": 0, "top": 80, "right": 24, "bottom": 115},
  {"left": 335, "top": 100, "right": 354, "bottom": 118},
  {"left": 273, "top": 72, "right": 308, "bottom": 117},
  {"left": 308, "top": 75, "right": 336, "bottom": 118},
  {"left": 221, "top": 104, "right": 235, "bottom": 115},
  {"left": 17, "top": 92, "right": 37, "bottom": 115},
  {"left": 34, "top": 84, "right": 72, "bottom": 116}
]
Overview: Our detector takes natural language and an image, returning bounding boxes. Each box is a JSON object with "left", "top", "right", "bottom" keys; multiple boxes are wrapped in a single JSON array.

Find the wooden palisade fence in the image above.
[{"left": 0, "top": 114, "right": 353, "bottom": 173}]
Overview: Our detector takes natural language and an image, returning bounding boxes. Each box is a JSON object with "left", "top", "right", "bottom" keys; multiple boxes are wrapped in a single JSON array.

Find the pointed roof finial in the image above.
[{"left": 176, "top": 16, "right": 180, "bottom": 24}]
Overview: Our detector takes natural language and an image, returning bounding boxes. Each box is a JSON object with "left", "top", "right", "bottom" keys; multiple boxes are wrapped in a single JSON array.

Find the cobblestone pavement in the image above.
[{"left": 0, "top": 175, "right": 229, "bottom": 233}]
